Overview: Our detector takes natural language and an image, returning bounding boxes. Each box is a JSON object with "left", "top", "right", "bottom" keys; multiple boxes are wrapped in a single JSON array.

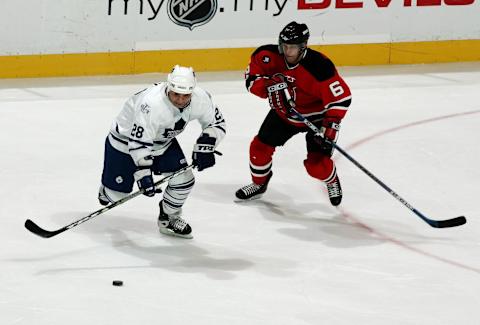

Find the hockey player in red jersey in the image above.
[{"left": 235, "top": 21, "right": 352, "bottom": 206}]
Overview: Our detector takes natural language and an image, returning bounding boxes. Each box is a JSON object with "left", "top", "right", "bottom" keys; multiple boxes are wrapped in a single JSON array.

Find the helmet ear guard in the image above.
[{"left": 167, "top": 65, "right": 196, "bottom": 94}]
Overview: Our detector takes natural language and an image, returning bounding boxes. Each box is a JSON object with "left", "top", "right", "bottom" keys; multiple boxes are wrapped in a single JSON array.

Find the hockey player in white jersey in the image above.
[{"left": 98, "top": 65, "right": 226, "bottom": 239}]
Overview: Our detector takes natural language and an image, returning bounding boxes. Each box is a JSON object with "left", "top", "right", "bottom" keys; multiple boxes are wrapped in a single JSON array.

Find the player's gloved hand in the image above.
[
  {"left": 134, "top": 155, "right": 156, "bottom": 196},
  {"left": 265, "top": 73, "right": 293, "bottom": 115},
  {"left": 315, "top": 118, "right": 341, "bottom": 155},
  {"left": 265, "top": 73, "right": 288, "bottom": 91},
  {"left": 192, "top": 133, "right": 216, "bottom": 171},
  {"left": 134, "top": 168, "right": 156, "bottom": 196}
]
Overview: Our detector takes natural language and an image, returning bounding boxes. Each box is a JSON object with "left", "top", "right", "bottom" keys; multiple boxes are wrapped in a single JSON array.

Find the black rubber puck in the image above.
[{"left": 112, "top": 280, "right": 123, "bottom": 286}]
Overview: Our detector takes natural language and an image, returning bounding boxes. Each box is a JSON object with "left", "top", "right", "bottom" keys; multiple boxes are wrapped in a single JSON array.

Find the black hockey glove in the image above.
[
  {"left": 134, "top": 167, "right": 156, "bottom": 196},
  {"left": 192, "top": 133, "right": 216, "bottom": 171}
]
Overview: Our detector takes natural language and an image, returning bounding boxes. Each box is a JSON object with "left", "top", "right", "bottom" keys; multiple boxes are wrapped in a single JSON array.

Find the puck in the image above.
[{"left": 112, "top": 280, "right": 123, "bottom": 286}]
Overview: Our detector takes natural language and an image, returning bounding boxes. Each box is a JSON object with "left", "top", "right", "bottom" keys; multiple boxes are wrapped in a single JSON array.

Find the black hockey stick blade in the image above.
[
  {"left": 24, "top": 219, "right": 66, "bottom": 238},
  {"left": 429, "top": 216, "right": 466, "bottom": 228}
]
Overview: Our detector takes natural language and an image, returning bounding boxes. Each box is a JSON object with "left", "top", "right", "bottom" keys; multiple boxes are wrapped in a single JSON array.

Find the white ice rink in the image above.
[{"left": 1, "top": 62, "right": 479, "bottom": 325}]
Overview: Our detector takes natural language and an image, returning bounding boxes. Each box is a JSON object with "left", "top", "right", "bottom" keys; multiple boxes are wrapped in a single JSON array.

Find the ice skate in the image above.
[
  {"left": 235, "top": 173, "right": 272, "bottom": 202},
  {"left": 326, "top": 175, "right": 342, "bottom": 206},
  {"left": 158, "top": 202, "right": 193, "bottom": 239}
]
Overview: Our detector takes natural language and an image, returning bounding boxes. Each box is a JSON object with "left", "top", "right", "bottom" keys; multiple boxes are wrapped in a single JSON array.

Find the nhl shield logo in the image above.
[{"left": 167, "top": 0, "right": 217, "bottom": 30}]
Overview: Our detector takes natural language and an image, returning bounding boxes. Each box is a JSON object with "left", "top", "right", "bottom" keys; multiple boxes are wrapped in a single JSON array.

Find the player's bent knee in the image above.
[
  {"left": 250, "top": 136, "right": 275, "bottom": 161},
  {"left": 99, "top": 185, "right": 130, "bottom": 203},
  {"left": 304, "top": 154, "right": 334, "bottom": 181},
  {"left": 169, "top": 168, "right": 195, "bottom": 186}
]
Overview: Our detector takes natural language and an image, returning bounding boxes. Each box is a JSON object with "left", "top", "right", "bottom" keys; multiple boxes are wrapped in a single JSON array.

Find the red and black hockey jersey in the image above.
[{"left": 245, "top": 44, "right": 352, "bottom": 126}]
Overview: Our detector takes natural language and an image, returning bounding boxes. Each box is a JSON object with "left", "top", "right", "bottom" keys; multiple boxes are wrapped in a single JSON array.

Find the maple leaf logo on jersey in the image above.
[
  {"left": 162, "top": 118, "right": 187, "bottom": 139},
  {"left": 167, "top": 0, "right": 217, "bottom": 30}
]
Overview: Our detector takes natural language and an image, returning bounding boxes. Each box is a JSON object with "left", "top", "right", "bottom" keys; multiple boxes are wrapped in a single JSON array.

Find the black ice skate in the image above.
[
  {"left": 235, "top": 173, "right": 272, "bottom": 201},
  {"left": 158, "top": 202, "right": 193, "bottom": 239},
  {"left": 326, "top": 175, "right": 342, "bottom": 206}
]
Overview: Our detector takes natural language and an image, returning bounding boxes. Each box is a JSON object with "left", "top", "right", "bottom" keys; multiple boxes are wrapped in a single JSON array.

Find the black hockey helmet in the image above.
[{"left": 278, "top": 21, "right": 310, "bottom": 54}]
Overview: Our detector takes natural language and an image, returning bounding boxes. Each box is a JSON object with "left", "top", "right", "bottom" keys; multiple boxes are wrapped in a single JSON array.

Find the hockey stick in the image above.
[
  {"left": 281, "top": 88, "right": 466, "bottom": 228},
  {"left": 25, "top": 164, "right": 195, "bottom": 238}
]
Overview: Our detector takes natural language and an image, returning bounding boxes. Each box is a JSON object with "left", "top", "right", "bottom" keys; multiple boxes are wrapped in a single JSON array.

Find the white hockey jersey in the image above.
[{"left": 108, "top": 82, "right": 226, "bottom": 166}]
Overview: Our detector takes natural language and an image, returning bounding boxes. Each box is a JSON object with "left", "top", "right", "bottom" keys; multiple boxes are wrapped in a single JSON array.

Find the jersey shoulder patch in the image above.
[{"left": 300, "top": 49, "right": 336, "bottom": 82}]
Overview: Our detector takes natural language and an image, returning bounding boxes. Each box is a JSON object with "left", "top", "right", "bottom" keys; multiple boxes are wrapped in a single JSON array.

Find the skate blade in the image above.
[
  {"left": 159, "top": 227, "right": 193, "bottom": 239},
  {"left": 233, "top": 193, "right": 264, "bottom": 203}
]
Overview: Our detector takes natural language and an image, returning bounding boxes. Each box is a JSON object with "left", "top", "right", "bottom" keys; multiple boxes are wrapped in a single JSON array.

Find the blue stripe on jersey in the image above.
[
  {"left": 128, "top": 138, "right": 153, "bottom": 147},
  {"left": 129, "top": 146, "right": 147, "bottom": 152},
  {"left": 213, "top": 125, "right": 226, "bottom": 134},
  {"left": 110, "top": 132, "right": 128, "bottom": 145}
]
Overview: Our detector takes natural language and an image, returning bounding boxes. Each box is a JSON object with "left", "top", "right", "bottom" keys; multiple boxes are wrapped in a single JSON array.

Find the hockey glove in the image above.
[
  {"left": 133, "top": 155, "right": 156, "bottom": 196},
  {"left": 266, "top": 74, "right": 294, "bottom": 115},
  {"left": 315, "top": 118, "right": 341, "bottom": 156},
  {"left": 134, "top": 168, "right": 156, "bottom": 197},
  {"left": 133, "top": 167, "right": 155, "bottom": 196},
  {"left": 192, "top": 133, "right": 216, "bottom": 171}
]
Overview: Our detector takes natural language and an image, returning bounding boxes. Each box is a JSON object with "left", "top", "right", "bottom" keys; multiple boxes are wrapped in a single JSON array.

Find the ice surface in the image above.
[{"left": 1, "top": 63, "right": 479, "bottom": 325}]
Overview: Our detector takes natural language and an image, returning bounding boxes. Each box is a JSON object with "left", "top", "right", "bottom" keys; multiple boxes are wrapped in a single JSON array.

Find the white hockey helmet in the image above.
[{"left": 167, "top": 65, "right": 196, "bottom": 94}]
